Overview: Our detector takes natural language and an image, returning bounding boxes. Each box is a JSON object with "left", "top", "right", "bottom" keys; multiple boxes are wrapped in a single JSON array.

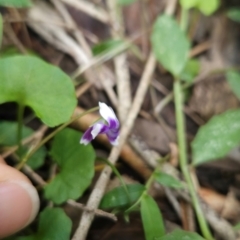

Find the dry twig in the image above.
[
  {"left": 60, "top": 0, "right": 109, "bottom": 24},
  {"left": 107, "top": 0, "right": 131, "bottom": 122},
  {"left": 72, "top": 52, "right": 156, "bottom": 240}
]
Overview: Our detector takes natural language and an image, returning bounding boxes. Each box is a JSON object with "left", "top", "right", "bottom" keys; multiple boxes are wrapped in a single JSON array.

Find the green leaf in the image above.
[
  {"left": 226, "top": 70, "right": 240, "bottom": 100},
  {"left": 151, "top": 14, "right": 190, "bottom": 77},
  {"left": 17, "top": 146, "right": 46, "bottom": 170},
  {"left": 16, "top": 208, "right": 72, "bottom": 240},
  {"left": 227, "top": 8, "right": 240, "bottom": 22},
  {"left": 180, "top": 0, "right": 219, "bottom": 15},
  {"left": 0, "top": 14, "right": 2, "bottom": 48},
  {"left": 154, "top": 172, "right": 184, "bottom": 189},
  {"left": 192, "top": 109, "right": 240, "bottom": 165},
  {"left": 0, "top": 56, "right": 77, "bottom": 127},
  {"left": 44, "top": 128, "right": 95, "bottom": 204},
  {"left": 0, "top": 121, "right": 46, "bottom": 169},
  {"left": 0, "top": 47, "right": 38, "bottom": 58},
  {"left": 100, "top": 183, "right": 145, "bottom": 209},
  {"left": 180, "top": 59, "right": 200, "bottom": 82},
  {"left": 141, "top": 194, "right": 165, "bottom": 240},
  {"left": 0, "top": 47, "right": 20, "bottom": 57},
  {"left": 197, "top": 0, "right": 220, "bottom": 16},
  {"left": 180, "top": 0, "right": 198, "bottom": 9},
  {"left": 92, "top": 39, "right": 125, "bottom": 56},
  {"left": 234, "top": 222, "right": 240, "bottom": 230},
  {"left": 117, "top": 0, "right": 138, "bottom": 6},
  {"left": 158, "top": 229, "right": 205, "bottom": 240},
  {"left": 0, "top": 0, "right": 32, "bottom": 8}
]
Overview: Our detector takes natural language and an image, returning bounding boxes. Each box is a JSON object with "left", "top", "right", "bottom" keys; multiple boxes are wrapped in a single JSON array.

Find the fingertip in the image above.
[{"left": 0, "top": 164, "right": 40, "bottom": 238}]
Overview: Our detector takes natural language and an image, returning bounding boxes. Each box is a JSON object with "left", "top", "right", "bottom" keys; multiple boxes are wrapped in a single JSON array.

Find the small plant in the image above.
[{"left": 1, "top": 0, "right": 239, "bottom": 240}]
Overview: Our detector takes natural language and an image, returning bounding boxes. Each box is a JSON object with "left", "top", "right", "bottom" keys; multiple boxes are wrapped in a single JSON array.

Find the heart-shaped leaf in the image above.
[
  {"left": 0, "top": 121, "right": 46, "bottom": 169},
  {"left": 100, "top": 183, "right": 145, "bottom": 209},
  {"left": 151, "top": 14, "right": 190, "bottom": 77},
  {"left": 44, "top": 128, "right": 95, "bottom": 204},
  {"left": 192, "top": 109, "right": 240, "bottom": 165},
  {"left": 16, "top": 208, "right": 72, "bottom": 240},
  {"left": 158, "top": 229, "right": 205, "bottom": 240},
  {"left": 141, "top": 194, "right": 165, "bottom": 240},
  {"left": 0, "top": 56, "right": 77, "bottom": 127}
]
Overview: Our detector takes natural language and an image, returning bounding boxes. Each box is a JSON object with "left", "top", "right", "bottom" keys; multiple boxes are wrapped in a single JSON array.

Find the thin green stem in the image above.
[
  {"left": 173, "top": 78, "right": 213, "bottom": 240},
  {"left": 177, "top": 7, "right": 214, "bottom": 239},
  {"left": 124, "top": 158, "right": 167, "bottom": 214},
  {"left": 17, "top": 104, "right": 25, "bottom": 151},
  {"left": 125, "top": 173, "right": 155, "bottom": 214},
  {"left": 98, "top": 157, "right": 131, "bottom": 203},
  {"left": 16, "top": 106, "right": 99, "bottom": 170}
]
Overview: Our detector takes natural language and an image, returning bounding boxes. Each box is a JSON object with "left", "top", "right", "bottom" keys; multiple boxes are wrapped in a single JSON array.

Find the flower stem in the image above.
[
  {"left": 17, "top": 103, "right": 25, "bottom": 151},
  {"left": 16, "top": 106, "right": 99, "bottom": 170},
  {"left": 173, "top": 78, "right": 213, "bottom": 240}
]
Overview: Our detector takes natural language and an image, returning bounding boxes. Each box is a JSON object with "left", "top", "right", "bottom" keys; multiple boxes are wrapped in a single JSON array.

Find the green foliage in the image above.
[
  {"left": 0, "top": 0, "right": 32, "bottom": 8},
  {"left": 141, "top": 193, "right": 165, "bottom": 240},
  {"left": 44, "top": 128, "right": 95, "bottom": 204},
  {"left": 0, "top": 47, "right": 38, "bottom": 58},
  {"left": 16, "top": 208, "right": 72, "bottom": 240},
  {"left": 197, "top": 0, "right": 220, "bottom": 15},
  {"left": 151, "top": 14, "right": 190, "bottom": 77},
  {"left": 92, "top": 39, "right": 125, "bottom": 55},
  {"left": 117, "top": 0, "right": 138, "bottom": 6},
  {"left": 234, "top": 222, "right": 240, "bottom": 230},
  {"left": 0, "top": 14, "right": 2, "bottom": 47},
  {"left": 227, "top": 8, "right": 240, "bottom": 22},
  {"left": 180, "top": 0, "right": 198, "bottom": 9},
  {"left": 158, "top": 229, "right": 205, "bottom": 240},
  {"left": 0, "top": 47, "right": 21, "bottom": 57},
  {"left": 0, "top": 56, "right": 77, "bottom": 127},
  {"left": 180, "top": 59, "right": 200, "bottom": 82},
  {"left": 100, "top": 183, "right": 145, "bottom": 209},
  {"left": 180, "top": 0, "right": 220, "bottom": 15},
  {"left": 0, "top": 121, "right": 46, "bottom": 169},
  {"left": 226, "top": 70, "right": 240, "bottom": 100},
  {"left": 154, "top": 172, "right": 184, "bottom": 189},
  {"left": 192, "top": 109, "right": 240, "bottom": 165}
]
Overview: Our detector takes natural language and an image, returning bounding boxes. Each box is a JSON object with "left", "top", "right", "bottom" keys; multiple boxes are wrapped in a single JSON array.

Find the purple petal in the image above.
[
  {"left": 108, "top": 118, "right": 119, "bottom": 129},
  {"left": 80, "top": 126, "right": 94, "bottom": 145},
  {"left": 106, "top": 128, "right": 119, "bottom": 146}
]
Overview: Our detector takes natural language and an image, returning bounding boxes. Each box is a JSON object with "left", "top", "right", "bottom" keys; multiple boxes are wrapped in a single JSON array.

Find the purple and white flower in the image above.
[{"left": 80, "top": 102, "right": 120, "bottom": 146}]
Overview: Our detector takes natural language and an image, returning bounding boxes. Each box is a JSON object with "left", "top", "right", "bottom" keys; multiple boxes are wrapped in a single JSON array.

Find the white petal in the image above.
[
  {"left": 80, "top": 138, "right": 90, "bottom": 145},
  {"left": 99, "top": 102, "right": 119, "bottom": 127},
  {"left": 91, "top": 122, "right": 105, "bottom": 139}
]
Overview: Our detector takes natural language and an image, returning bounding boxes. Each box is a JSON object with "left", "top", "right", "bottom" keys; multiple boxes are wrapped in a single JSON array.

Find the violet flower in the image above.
[{"left": 80, "top": 102, "right": 120, "bottom": 146}]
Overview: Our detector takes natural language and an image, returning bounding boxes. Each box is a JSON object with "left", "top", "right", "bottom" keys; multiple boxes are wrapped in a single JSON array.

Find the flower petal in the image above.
[
  {"left": 80, "top": 126, "right": 94, "bottom": 145},
  {"left": 106, "top": 129, "right": 119, "bottom": 146},
  {"left": 99, "top": 102, "right": 119, "bottom": 129},
  {"left": 91, "top": 121, "right": 108, "bottom": 139}
]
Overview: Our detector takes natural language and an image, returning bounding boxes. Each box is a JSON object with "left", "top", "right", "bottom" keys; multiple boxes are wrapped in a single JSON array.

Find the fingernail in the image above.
[{"left": 0, "top": 180, "right": 39, "bottom": 238}]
